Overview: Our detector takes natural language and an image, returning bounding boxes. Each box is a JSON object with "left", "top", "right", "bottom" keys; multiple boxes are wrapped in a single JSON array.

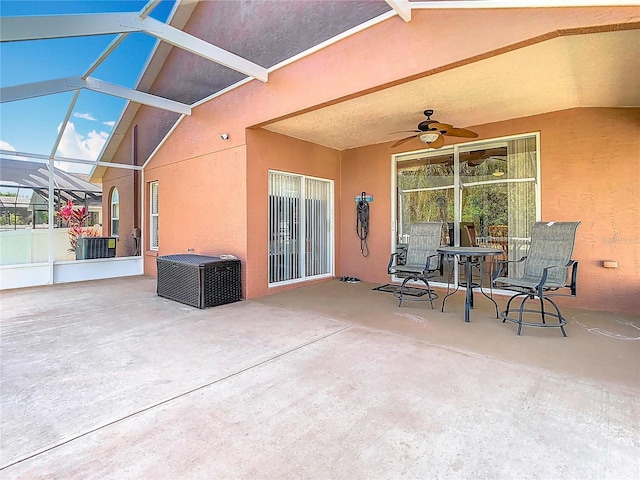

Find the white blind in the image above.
[
  {"left": 305, "top": 178, "right": 330, "bottom": 277},
  {"left": 111, "top": 187, "right": 119, "bottom": 236},
  {"left": 269, "top": 172, "right": 301, "bottom": 283},
  {"left": 150, "top": 182, "right": 159, "bottom": 250}
]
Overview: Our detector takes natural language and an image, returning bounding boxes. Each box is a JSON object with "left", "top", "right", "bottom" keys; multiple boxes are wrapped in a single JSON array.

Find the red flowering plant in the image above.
[{"left": 55, "top": 200, "right": 100, "bottom": 253}]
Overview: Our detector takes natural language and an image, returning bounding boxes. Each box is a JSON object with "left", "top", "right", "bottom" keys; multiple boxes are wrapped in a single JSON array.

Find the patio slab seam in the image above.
[
  {"left": 4, "top": 319, "right": 638, "bottom": 479},
  {"left": 0, "top": 323, "right": 354, "bottom": 471}
]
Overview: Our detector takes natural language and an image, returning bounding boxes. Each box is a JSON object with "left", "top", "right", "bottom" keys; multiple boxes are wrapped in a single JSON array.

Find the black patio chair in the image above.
[
  {"left": 388, "top": 221, "right": 443, "bottom": 309},
  {"left": 493, "top": 221, "right": 581, "bottom": 336}
]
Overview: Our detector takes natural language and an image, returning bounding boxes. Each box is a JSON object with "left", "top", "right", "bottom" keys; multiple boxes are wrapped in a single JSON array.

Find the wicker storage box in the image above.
[{"left": 156, "top": 254, "right": 241, "bottom": 308}]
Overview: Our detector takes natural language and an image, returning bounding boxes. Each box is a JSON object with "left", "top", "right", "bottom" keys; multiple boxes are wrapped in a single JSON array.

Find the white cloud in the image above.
[
  {"left": 0, "top": 140, "right": 17, "bottom": 152},
  {"left": 103, "top": 120, "right": 115, "bottom": 127},
  {"left": 56, "top": 122, "right": 108, "bottom": 161},
  {"left": 73, "top": 112, "right": 97, "bottom": 121}
]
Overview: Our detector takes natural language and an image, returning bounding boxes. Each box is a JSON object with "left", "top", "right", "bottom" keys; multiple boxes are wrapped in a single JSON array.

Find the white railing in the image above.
[
  {"left": 0, "top": 228, "right": 72, "bottom": 265},
  {"left": 0, "top": 227, "right": 144, "bottom": 290}
]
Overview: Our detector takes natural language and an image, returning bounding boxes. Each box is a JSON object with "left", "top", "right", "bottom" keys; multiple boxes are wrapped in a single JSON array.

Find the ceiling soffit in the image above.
[{"left": 261, "top": 28, "right": 640, "bottom": 150}]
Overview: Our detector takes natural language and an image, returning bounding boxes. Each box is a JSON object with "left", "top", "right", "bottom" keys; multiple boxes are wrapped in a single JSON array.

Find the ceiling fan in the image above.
[{"left": 390, "top": 109, "right": 479, "bottom": 149}]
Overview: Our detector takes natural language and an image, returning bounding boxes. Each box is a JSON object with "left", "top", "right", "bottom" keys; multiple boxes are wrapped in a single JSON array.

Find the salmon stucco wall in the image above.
[
  {"left": 339, "top": 145, "right": 393, "bottom": 284},
  {"left": 101, "top": 153, "right": 137, "bottom": 257},
  {"left": 339, "top": 107, "right": 639, "bottom": 315},
  {"left": 142, "top": 145, "right": 248, "bottom": 284},
  {"left": 246, "top": 129, "right": 342, "bottom": 299}
]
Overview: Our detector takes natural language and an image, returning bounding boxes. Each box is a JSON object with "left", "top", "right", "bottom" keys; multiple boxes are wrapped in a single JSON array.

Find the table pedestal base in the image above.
[{"left": 440, "top": 252, "right": 499, "bottom": 323}]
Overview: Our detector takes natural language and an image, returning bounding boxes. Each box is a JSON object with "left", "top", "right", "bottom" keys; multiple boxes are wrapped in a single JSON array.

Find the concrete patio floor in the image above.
[{"left": 1, "top": 276, "right": 638, "bottom": 479}]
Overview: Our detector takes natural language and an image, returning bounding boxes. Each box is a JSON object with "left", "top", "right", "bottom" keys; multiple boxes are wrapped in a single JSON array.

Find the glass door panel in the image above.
[
  {"left": 459, "top": 145, "right": 509, "bottom": 242},
  {"left": 459, "top": 139, "right": 537, "bottom": 279},
  {"left": 396, "top": 151, "right": 454, "bottom": 283},
  {"left": 269, "top": 173, "right": 301, "bottom": 283},
  {"left": 304, "top": 178, "right": 331, "bottom": 277}
]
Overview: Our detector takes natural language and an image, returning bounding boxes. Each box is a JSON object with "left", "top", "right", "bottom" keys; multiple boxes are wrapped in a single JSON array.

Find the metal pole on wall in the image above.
[{"left": 48, "top": 159, "right": 55, "bottom": 284}]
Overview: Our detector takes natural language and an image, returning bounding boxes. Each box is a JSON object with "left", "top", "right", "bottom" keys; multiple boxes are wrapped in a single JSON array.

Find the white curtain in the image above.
[{"left": 507, "top": 136, "right": 537, "bottom": 277}]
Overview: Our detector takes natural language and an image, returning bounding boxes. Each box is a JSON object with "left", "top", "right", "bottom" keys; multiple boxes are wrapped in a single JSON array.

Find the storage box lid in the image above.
[{"left": 157, "top": 254, "right": 230, "bottom": 266}]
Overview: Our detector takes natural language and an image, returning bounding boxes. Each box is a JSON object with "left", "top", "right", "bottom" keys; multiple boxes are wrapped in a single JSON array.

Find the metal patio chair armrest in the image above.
[
  {"left": 423, "top": 252, "right": 440, "bottom": 274},
  {"left": 387, "top": 252, "right": 398, "bottom": 274},
  {"left": 536, "top": 259, "right": 578, "bottom": 296},
  {"left": 493, "top": 256, "right": 527, "bottom": 280},
  {"left": 569, "top": 260, "right": 579, "bottom": 295}
]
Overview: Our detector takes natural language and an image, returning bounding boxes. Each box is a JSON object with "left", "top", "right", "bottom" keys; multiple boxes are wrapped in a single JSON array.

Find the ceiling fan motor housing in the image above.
[
  {"left": 418, "top": 120, "right": 438, "bottom": 131},
  {"left": 418, "top": 109, "right": 437, "bottom": 131}
]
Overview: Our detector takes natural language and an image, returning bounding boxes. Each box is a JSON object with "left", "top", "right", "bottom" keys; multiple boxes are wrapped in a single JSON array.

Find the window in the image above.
[
  {"left": 150, "top": 181, "right": 159, "bottom": 251},
  {"left": 110, "top": 188, "right": 119, "bottom": 236},
  {"left": 268, "top": 171, "right": 333, "bottom": 285},
  {"left": 394, "top": 133, "right": 540, "bottom": 285}
]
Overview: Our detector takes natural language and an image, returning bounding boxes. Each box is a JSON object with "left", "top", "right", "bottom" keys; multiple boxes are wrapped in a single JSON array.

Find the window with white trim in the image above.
[
  {"left": 150, "top": 181, "right": 159, "bottom": 251},
  {"left": 110, "top": 187, "right": 119, "bottom": 236},
  {"left": 393, "top": 133, "right": 540, "bottom": 284}
]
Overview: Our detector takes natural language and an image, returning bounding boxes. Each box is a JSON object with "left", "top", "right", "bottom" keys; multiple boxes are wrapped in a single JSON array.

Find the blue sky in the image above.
[{"left": 0, "top": 1, "right": 176, "bottom": 171}]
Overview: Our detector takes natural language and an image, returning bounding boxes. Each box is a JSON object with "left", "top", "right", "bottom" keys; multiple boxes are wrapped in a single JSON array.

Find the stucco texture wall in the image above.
[
  {"left": 142, "top": 145, "right": 248, "bottom": 281},
  {"left": 101, "top": 164, "right": 136, "bottom": 258},
  {"left": 339, "top": 145, "right": 392, "bottom": 284}
]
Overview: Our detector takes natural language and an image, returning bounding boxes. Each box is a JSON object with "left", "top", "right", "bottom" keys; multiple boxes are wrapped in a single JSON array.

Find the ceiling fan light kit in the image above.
[
  {"left": 391, "top": 109, "right": 479, "bottom": 149},
  {"left": 419, "top": 132, "right": 440, "bottom": 143}
]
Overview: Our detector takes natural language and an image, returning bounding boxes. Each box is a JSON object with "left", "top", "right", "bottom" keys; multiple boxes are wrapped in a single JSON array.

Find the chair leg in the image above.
[
  {"left": 501, "top": 291, "right": 524, "bottom": 323},
  {"left": 398, "top": 276, "right": 412, "bottom": 307},
  {"left": 539, "top": 296, "right": 546, "bottom": 324},
  {"left": 419, "top": 277, "right": 435, "bottom": 309},
  {"left": 516, "top": 295, "right": 531, "bottom": 336},
  {"left": 542, "top": 296, "right": 568, "bottom": 337}
]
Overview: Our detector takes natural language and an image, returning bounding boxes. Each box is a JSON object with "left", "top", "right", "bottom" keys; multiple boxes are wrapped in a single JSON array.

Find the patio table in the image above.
[{"left": 437, "top": 246, "right": 503, "bottom": 323}]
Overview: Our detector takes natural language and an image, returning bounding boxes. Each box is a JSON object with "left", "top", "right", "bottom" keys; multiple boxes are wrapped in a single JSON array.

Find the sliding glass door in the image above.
[
  {"left": 268, "top": 171, "right": 333, "bottom": 285},
  {"left": 393, "top": 133, "right": 539, "bottom": 286}
]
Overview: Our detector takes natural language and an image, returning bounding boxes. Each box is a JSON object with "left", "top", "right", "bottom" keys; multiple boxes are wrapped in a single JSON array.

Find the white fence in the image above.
[
  {"left": 0, "top": 228, "right": 144, "bottom": 290},
  {"left": 0, "top": 228, "right": 73, "bottom": 265}
]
